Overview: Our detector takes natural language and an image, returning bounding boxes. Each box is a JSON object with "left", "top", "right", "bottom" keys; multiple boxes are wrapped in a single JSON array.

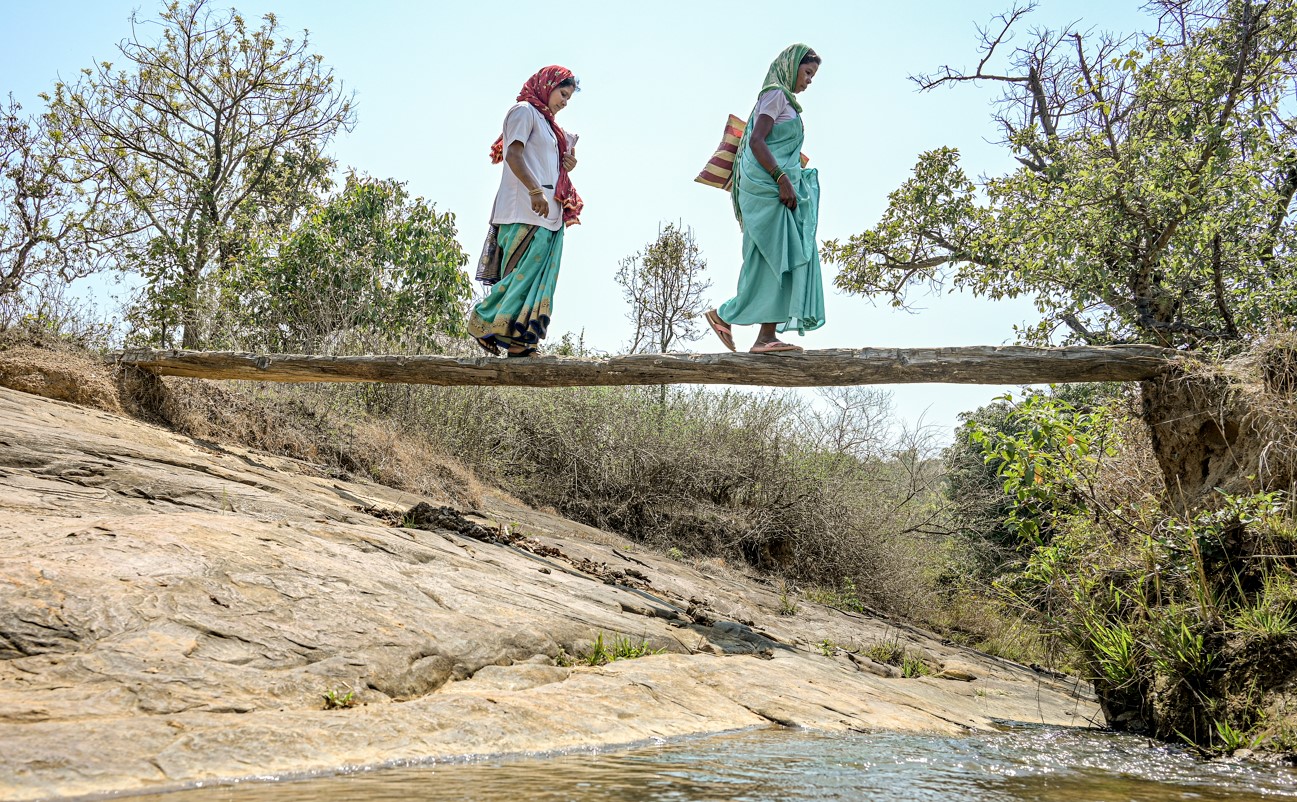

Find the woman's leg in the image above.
[{"left": 754, "top": 322, "right": 778, "bottom": 346}]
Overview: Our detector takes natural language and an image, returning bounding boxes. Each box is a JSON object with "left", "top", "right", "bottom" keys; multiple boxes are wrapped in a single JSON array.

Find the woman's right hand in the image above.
[
  {"left": 530, "top": 192, "right": 550, "bottom": 217},
  {"left": 777, "top": 174, "right": 797, "bottom": 210}
]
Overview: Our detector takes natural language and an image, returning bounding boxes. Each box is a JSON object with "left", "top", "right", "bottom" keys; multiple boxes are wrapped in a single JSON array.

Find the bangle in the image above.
[
  {"left": 771, "top": 168, "right": 786, "bottom": 183},
  {"left": 528, "top": 187, "right": 544, "bottom": 196}
]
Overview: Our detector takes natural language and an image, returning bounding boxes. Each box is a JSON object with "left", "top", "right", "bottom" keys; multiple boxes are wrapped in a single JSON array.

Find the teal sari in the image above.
[
  {"left": 468, "top": 223, "right": 565, "bottom": 354},
  {"left": 718, "top": 114, "right": 825, "bottom": 335}
]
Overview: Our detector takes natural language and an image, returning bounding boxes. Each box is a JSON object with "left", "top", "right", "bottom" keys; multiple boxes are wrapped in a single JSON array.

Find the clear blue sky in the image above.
[{"left": 1, "top": 0, "right": 1153, "bottom": 440}]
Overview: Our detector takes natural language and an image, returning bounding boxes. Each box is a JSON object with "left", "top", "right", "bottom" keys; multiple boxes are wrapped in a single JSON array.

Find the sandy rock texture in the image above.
[{"left": 0, "top": 385, "right": 1098, "bottom": 800}]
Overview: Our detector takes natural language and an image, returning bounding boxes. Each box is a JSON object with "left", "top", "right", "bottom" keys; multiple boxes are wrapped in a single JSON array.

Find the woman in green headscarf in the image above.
[{"left": 706, "top": 44, "right": 824, "bottom": 354}]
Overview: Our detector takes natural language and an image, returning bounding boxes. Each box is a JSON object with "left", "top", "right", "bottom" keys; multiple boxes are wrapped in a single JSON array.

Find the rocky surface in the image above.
[{"left": 0, "top": 384, "right": 1098, "bottom": 800}]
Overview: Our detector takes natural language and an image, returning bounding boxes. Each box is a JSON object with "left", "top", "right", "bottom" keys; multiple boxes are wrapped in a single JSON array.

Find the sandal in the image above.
[
  {"left": 473, "top": 336, "right": 501, "bottom": 356},
  {"left": 506, "top": 346, "right": 538, "bottom": 358},
  {"left": 749, "top": 340, "right": 803, "bottom": 354},
  {"left": 705, "top": 309, "right": 736, "bottom": 352}
]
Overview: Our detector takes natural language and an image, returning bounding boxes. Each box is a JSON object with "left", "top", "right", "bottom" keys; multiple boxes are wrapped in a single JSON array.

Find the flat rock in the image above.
[{"left": 0, "top": 386, "right": 1098, "bottom": 800}]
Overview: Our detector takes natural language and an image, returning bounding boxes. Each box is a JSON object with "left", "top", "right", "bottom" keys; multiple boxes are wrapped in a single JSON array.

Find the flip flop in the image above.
[
  {"left": 705, "top": 309, "right": 736, "bottom": 352},
  {"left": 749, "top": 340, "right": 803, "bottom": 354},
  {"left": 506, "top": 346, "right": 538, "bottom": 358},
  {"left": 473, "top": 336, "right": 501, "bottom": 356}
]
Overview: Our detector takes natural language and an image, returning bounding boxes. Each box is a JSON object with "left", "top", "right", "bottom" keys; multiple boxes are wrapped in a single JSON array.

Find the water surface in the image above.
[{"left": 140, "top": 725, "right": 1297, "bottom": 802}]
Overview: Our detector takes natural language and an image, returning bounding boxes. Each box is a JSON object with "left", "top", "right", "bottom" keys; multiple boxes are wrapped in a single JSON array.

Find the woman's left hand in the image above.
[{"left": 562, "top": 152, "right": 578, "bottom": 171}]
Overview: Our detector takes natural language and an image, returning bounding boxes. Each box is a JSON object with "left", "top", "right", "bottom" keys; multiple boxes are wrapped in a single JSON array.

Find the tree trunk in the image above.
[{"left": 118, "top": 344, "right": 1183, "bottom": 388}]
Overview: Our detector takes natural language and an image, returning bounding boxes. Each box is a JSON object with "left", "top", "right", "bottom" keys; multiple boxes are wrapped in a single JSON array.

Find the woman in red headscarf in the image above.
[{"left": 468, "top": 66, "right": 583, "bottom": 357}]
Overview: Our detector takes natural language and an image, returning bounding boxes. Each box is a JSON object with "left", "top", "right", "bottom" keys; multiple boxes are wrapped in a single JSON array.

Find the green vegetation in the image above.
[
  {"left": 805, "top": 579, "right": 867, "bottom": 613},
  {"left": 901, "top": 653, "right": 933, "bottom": 679},
  {"left": 48, "top": 0, "right": 355, "bottom": 348},
  {"left": 216, "top": 173, "right": 471, "bottom": 354},
  {"left": 828, "top": 2, "right": 1297, "bottom": 352},
  {"left": 820, "top": 0, "right": 1297, "bottom": 753},
  {"left": 777, "top": 581, "right": 799, "bottom": 617},
  {"left": 863, "top": 636, "right": 905, "bottom": 667},
  {"left": 2, "top": 1, "right": 469, "bottom": 355},
  {"left": 321, "top": 688, "right": 355, "bottom": 710},
  {"left": 562, "top": 633, "right": 665, "bottom": 667},
  {"left": 862, "top": 633, "right": 935, "bottom": 678},
  {"left": 961, "top": 383, "right": 1297, "bottom": 752}
]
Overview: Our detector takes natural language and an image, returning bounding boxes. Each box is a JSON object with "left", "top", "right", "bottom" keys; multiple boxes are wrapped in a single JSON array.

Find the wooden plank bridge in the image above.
[{"left": 116, "top": 344, "right": 1185, "bottom": 387}]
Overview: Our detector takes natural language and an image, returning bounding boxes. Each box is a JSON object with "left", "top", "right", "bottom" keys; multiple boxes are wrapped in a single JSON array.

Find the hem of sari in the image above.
[{"left": 467, "top": 313, "right": 552, "bottom": 348}]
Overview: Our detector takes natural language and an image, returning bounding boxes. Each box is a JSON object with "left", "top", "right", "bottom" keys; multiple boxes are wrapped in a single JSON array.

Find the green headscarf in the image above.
[{"left": 758, "top": 43, "right": 811, "bottom": 114}]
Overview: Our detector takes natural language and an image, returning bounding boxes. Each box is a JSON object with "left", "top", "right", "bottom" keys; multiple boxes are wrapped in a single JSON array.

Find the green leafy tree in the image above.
[
  {"left": 826, "top": 1, "right": 1297, "bottom": 350},
  {"left": 218, "top": 174, "right": 472, "bottom": 354},
  {"left": 969, "top": 392, "right": 1121, "bottom": 549},
  {"left": 972, "top": 392, "right": 1296, "bottom": 747},
  {"left": 944, "top": 397, "right": 1023, "bottom": 575},
  {"left": 945, "top": 383, "right": 1126, "bottom": 579},
  {"left": 52, "top": 0, "right": 354, "bottom": 348}
]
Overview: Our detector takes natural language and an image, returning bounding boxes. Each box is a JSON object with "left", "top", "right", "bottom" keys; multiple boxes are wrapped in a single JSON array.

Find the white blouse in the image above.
[
  {"left": 490, "top": 102, "right": 565, "bottom": 232},
  {"left": 754, "top": 89, "right": 798, "bottom": 124}
]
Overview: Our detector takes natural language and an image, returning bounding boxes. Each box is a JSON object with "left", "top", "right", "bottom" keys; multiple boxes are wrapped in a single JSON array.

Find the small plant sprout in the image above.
[
  {"left": 778, "top": 580, "right": 798, "bottom": 616},
  {"left": 902, "top": 653, "right": 934, "bottom": 678},
  {"left": 1212, "top": 719, "right": 1262, "bottom": 753},
  {"left": 573, "top": 633, "right": 664, "bottom": 666},
  {"left": 864, "top": 634, "right": 906, "bottom": 667},
  {"left": 322, "top": 687, "right": 356, "bottom": 710}
]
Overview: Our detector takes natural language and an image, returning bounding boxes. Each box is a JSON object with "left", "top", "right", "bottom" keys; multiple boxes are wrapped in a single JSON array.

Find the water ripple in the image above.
[{"left": 140, "top": 726, "right": 1297, "bottom": 802}]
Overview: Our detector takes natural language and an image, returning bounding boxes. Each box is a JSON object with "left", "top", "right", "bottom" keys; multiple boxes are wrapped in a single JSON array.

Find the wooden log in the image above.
[{"left": 115, "top": 345, "right": 1185, "bottom": 388}]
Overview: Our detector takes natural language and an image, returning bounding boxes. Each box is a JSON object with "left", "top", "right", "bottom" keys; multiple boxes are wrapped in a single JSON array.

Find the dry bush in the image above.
[
  {"left": 1221, "top": 335, "right": 1297, "bottom": 496},
  {"left": 1143, "top": 334, "right": 1297, "bottom": 508},
  {"left": 366, "top": 382, "right": 949, "bottom": 603},
  {"left": 141, "top": 379, "right": 484, "bottom": 509}
]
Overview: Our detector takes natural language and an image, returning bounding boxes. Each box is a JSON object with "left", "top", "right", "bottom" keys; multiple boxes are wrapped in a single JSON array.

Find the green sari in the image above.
[
  {"left": 719, "top": 44, "right": 825, "bottom": 335},
  {"left": 468, "top": 223, "right": 565, "bottom": 354}
]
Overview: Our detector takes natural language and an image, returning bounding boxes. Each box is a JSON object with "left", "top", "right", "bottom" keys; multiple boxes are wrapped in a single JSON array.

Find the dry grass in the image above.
[{"left": 0, "top": 326, "right": 482, "bottom": 508}]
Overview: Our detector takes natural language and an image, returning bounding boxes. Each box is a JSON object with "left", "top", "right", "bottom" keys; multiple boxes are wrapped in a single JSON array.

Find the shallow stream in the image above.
[{"left": 131, "top": 724, "right": 1297, "bottom": 802}]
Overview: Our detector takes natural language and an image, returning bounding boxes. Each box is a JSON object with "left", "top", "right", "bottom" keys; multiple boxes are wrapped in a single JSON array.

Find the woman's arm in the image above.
[
  {"left": 504, "top": 141, "right": 550, "bottom": 217},
  {"left": 748, "top": 115, "right": 796, "bottom": 211}
]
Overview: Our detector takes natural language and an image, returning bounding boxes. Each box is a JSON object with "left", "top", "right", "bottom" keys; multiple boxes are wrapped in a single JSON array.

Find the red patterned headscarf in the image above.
[{"left": 490, "top": 65, "right": 584, "bottom": 227}]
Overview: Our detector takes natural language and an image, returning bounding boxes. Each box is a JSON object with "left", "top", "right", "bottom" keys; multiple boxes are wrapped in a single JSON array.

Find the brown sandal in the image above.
[
  {"left": 705, "top": 309, "right": 736, "bottom": 352},
  {"left": 749, "top": 340, "right": 802, "bottom": 354}
]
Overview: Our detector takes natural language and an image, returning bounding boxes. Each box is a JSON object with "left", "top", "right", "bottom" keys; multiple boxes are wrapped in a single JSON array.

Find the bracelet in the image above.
[
  {"left": 771, "top": 168, "right": 787, "bottom": 183},
  {"left": 528, "top": 187, "right": 544, "bottom": 196}
]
